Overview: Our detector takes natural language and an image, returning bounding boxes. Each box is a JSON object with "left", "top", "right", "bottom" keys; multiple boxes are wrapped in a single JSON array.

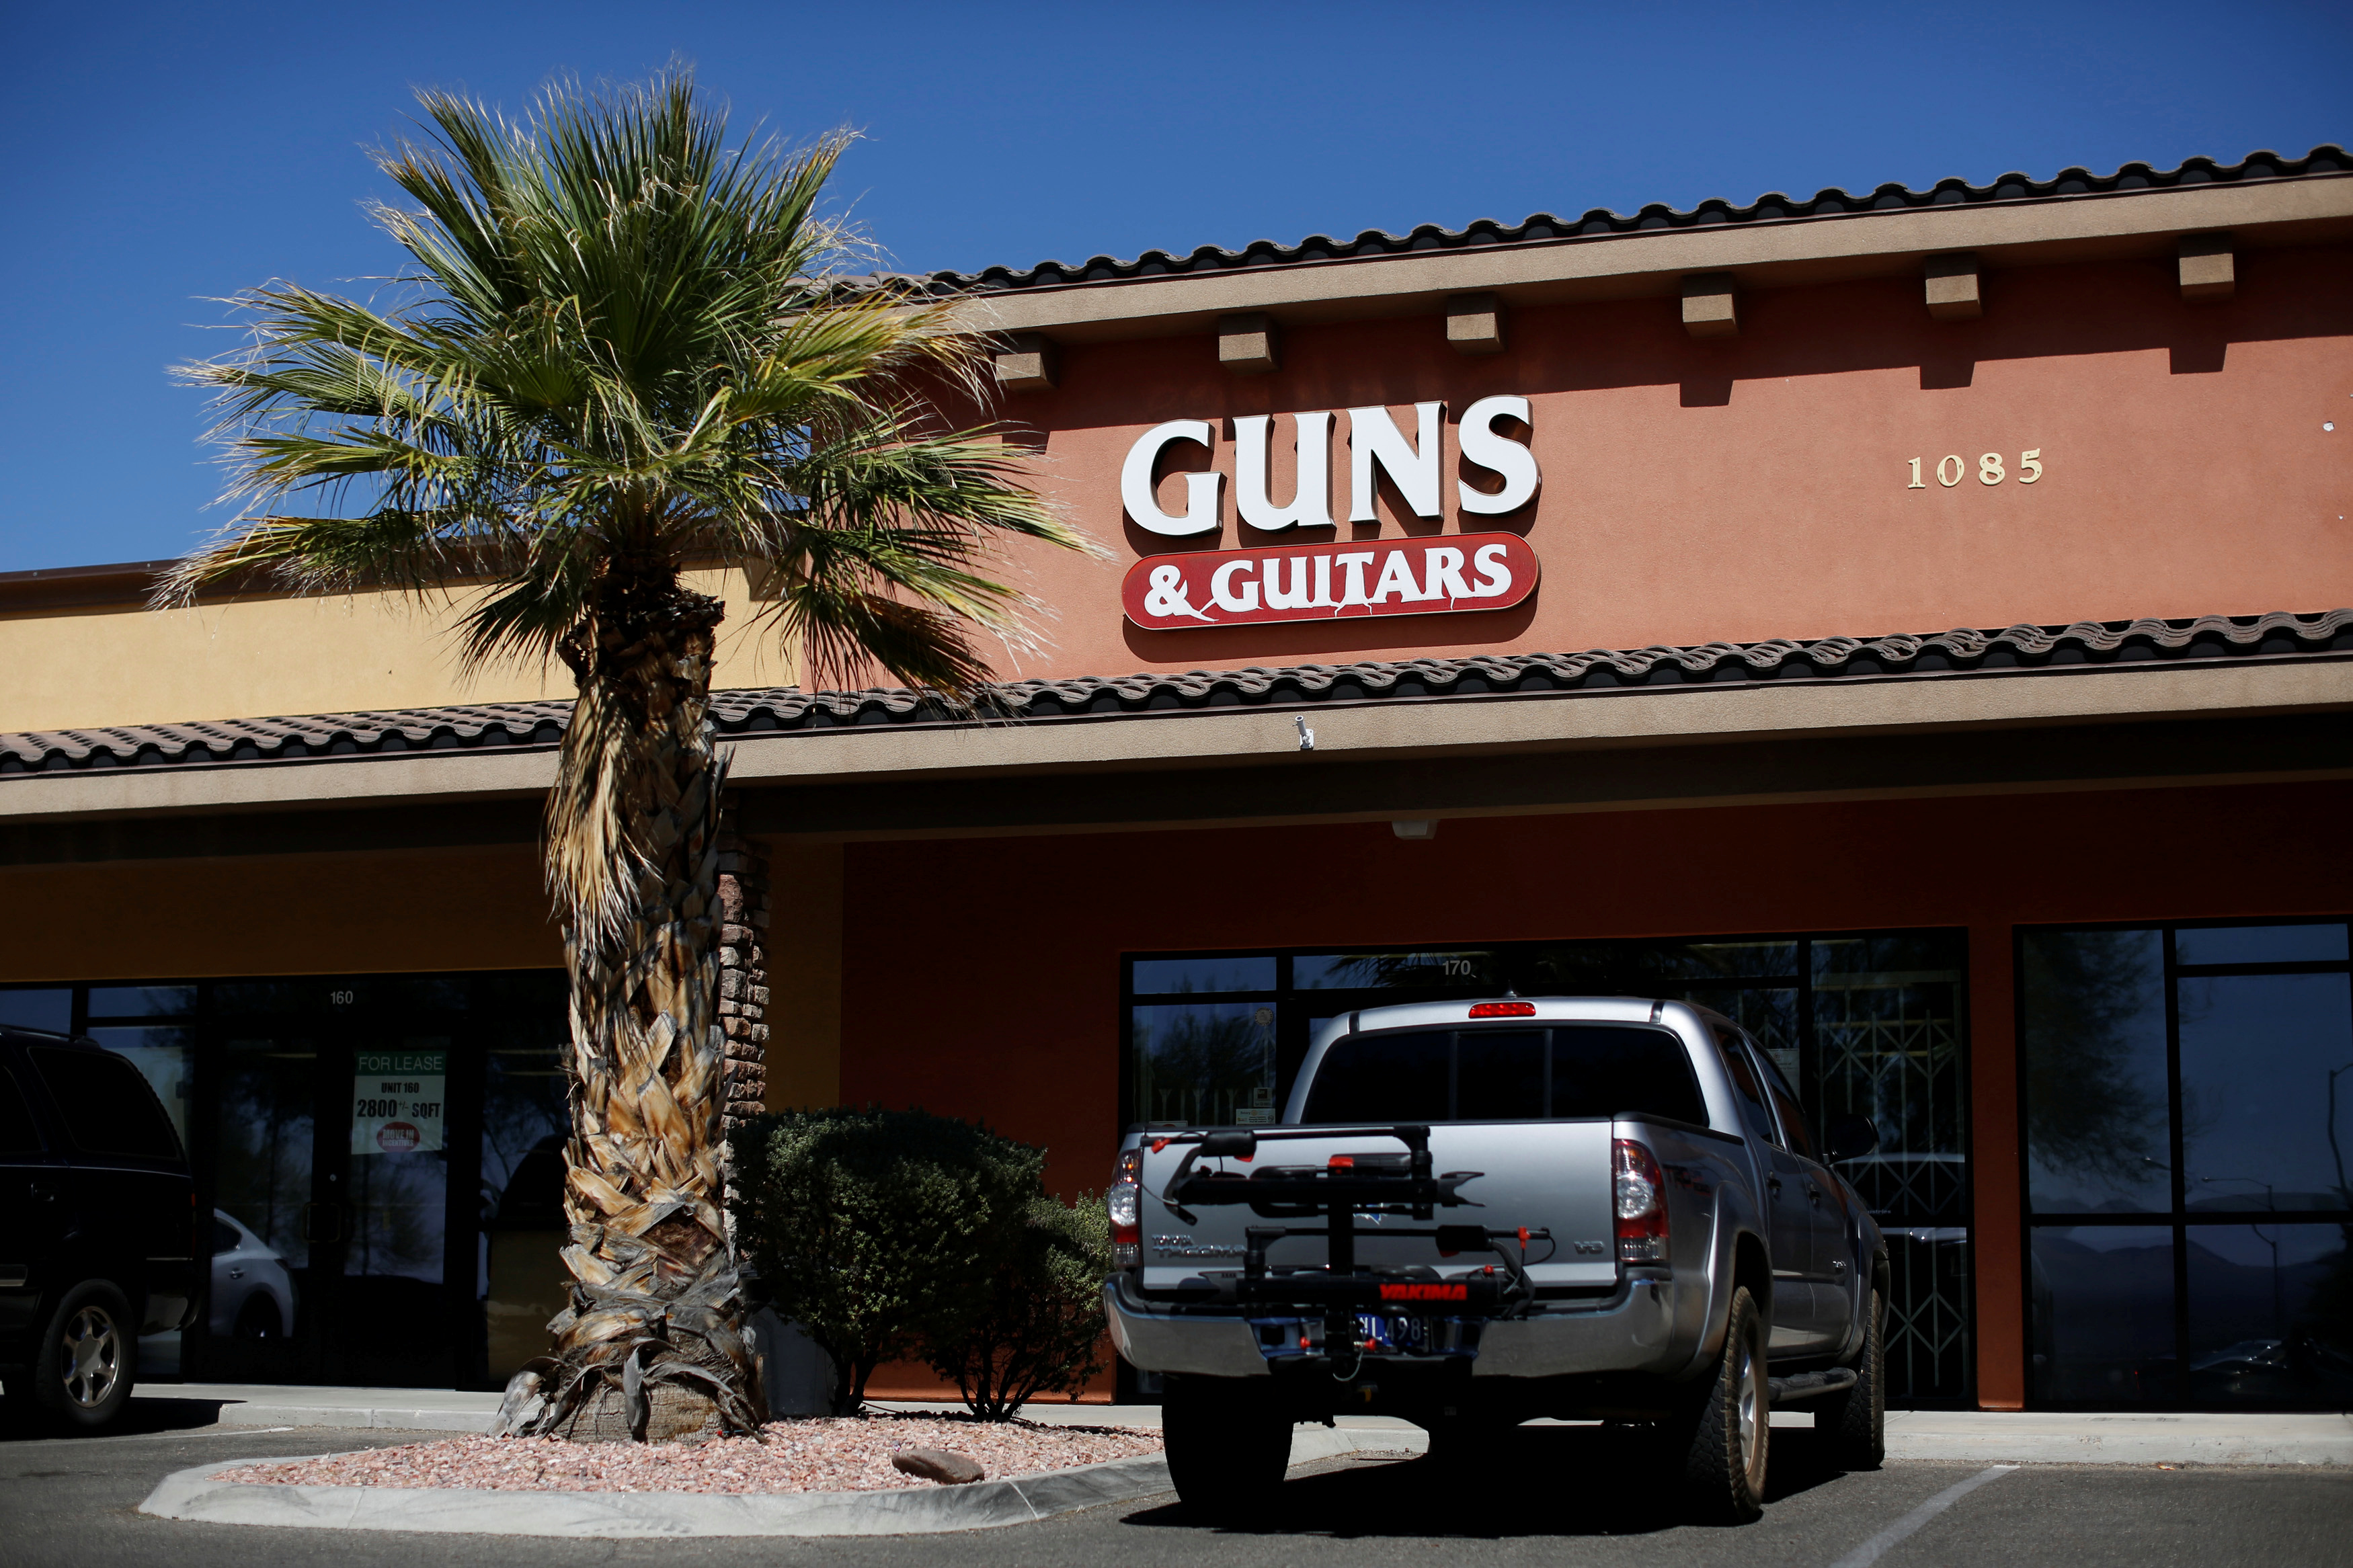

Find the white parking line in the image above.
[{"left": 1825, "top": 1465, "right": 2019, "bottom": 1568}]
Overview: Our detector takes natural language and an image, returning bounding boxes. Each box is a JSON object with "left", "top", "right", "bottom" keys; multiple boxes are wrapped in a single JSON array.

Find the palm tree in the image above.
[{"left": 163, "top": 73, "right": 1091, "bottom": 1441}]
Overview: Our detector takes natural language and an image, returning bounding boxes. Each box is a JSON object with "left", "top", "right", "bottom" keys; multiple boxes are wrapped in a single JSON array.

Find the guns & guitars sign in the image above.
[{"left": 1118, "top": 395, "right": 1542, "bottom": 632}]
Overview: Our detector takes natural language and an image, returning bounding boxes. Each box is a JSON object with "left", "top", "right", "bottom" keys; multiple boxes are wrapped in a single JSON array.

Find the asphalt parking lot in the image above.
[{"left": 2, "top": 1399, "right": 2348, "bottom": 1568}]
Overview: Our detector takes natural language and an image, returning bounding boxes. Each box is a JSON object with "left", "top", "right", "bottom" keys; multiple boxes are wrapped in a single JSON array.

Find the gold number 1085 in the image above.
[{"left": 1909, "top": 450, "right": 2042, "bottom": 489}]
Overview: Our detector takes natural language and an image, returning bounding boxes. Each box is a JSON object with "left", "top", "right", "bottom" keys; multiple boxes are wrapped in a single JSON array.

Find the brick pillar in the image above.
[{"left": 715, "top": 810, "right": 770, "bottom": 1134}]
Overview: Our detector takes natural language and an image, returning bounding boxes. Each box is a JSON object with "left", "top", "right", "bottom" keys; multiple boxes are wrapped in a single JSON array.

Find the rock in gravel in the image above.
[{"left": 891, "top": 1448, "right": 986, "bottom": 1485}]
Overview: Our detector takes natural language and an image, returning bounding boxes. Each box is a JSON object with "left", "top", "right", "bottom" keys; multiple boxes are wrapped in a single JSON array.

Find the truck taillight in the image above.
[
  {"left": 1109, "top": 1148, "right": 1143, "bottom": 1269},
  {"left": 1613, "top": 1138, "right": 1669, "bottom": 1264}
]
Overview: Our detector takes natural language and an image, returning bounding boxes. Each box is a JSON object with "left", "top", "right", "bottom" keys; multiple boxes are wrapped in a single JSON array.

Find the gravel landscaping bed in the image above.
[{"left": 212, "top": 1415, "right": 1162, "bottom": 1495}]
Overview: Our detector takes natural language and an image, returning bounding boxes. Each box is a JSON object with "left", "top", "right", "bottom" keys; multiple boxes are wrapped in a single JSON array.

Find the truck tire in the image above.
[
  {"left": 1677, "top": 1284, "right": 1769, "bottom": 1523},
  {"left": 28, "top": 1279, "right": 136, "bottom": 1432},
  {"left": 1818, "top": 1286, "right": 1885, "bottom": 1471},
  {"left": 1162, "top": 1376, "right": 1290, "bottom": 1524}
]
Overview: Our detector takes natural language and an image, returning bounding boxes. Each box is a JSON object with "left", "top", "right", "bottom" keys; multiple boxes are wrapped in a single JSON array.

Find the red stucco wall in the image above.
[
  {"left": 835, "top": 779, "right": 2353, "bottom": 1407},
  {"left": 978, "top": 249, "right": 2353, "bottom": 681}
]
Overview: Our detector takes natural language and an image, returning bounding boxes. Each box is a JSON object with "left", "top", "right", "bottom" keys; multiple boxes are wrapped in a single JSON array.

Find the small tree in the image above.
[
  {"left": 731, "top": 1108, "right": 1037, "bottom": 1413},
  {"left": 928, "top": 1190, "right": 1113, "bottom": 1419}
]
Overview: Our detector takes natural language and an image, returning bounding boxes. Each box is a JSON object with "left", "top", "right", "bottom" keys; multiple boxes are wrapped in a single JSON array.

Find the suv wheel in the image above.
[
  {"left": 1819, "top": 1286, "right": 1886, "bottom": 1471},
  {"left": 30, "top": 1280, "right": 135, "bottom": 1431},
  {"left": 1677, "top": 1284, "right": 1769, "bottom": 1522},
  {"left": 1161, "top": 1375, "right": 1290, "bottom": 1525}
]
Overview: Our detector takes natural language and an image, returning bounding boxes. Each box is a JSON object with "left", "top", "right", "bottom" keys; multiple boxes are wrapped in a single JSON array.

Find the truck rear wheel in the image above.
[
  {"left": 1161, "top": 1376, "right": 1290, "bottom": 1525},
  {"left": 1818, "top": 1286, "right": 1886, "bottom": 1471},
  {"left": 1677, "top": 1284, "right": 1769, "bottom": 1523}
]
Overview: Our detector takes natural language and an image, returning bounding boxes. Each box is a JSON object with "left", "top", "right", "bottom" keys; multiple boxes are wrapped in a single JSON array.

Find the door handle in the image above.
[
  {"left": 28, "top": 1183, "right": 54, "bottom": 1202},
  {"left": 1766, "top": 1175, "right": 1782, "bottom": 1196},
  {"left": 227, "top": 1268, "right": 245, "bottom": 1280},
  {"left": 1806, "top": 1184, "right": 1822, "bottom": 1205}
]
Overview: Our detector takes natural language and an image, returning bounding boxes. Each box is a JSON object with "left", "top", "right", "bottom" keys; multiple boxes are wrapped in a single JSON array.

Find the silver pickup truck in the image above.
[{"left": 1103, "top": 995, "right": 1887, "bottom": 1522}]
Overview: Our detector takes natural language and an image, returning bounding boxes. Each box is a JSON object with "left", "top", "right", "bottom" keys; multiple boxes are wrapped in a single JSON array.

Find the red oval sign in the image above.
[{"left": 1121, "top": 533, "right": 1538, "bottom": 631}]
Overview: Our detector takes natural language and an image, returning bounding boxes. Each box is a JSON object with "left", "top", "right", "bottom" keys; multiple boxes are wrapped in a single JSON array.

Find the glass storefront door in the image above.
[
  {"left": 0, "top": 968, "right": 570, "bottom": 1390},
  {"left": 202, "top": 985, "right": 472, "bottom": 1387}
]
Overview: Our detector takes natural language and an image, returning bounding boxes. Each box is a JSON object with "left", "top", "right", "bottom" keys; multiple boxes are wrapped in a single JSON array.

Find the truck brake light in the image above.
[
  {"left": 1109, "top": 1148, "right": 1143, "bottom": 1268},
  {"left": 1468, "top": 1002, "right": 1536, "bottom": 1018},
  {"left": 1613, "top": 1138, "right": 1669, "bottom": 1263}
]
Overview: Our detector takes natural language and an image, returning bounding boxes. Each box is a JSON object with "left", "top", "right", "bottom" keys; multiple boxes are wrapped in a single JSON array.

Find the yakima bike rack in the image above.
[{"left": 1150, "top": 1123, "right": 1554, "bottom": 1344}]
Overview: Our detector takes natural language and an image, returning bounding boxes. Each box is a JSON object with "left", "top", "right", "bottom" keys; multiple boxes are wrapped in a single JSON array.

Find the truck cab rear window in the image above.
[{"left": 1301, "top": 1025, "right": 1708, "bottom": 1126}]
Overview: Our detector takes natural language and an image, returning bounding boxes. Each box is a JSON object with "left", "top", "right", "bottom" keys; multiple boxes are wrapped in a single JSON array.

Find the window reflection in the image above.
[
  {"left": 1293, "top": 952, "right": 1497, "bottom": 990},
  {"left": 85, "top": 985, "right": 197, "bottom": 1018},
  {"left": 2180, "top": 974, "right": 2353, "bottom": 1210},
  {"left": 2184, "top": 1223, "right": 2353, "bottom": 1407},
  {"left": 1132, "top": 1002, "right": 1277, "bottom": 1127},
  {"left": 2176, "top": 923, "right": 2349, "bottom": 967},
  {"left": 1130, "top": 956, "right": 1276, "bottom": 995},
  {"left": 0, "top": 989, "right": 71, "bottom": 1031},
  {"left": 2030, "top": 1227, "right": 2177, "bottom": 1405},
  {"left": 216, "top": 1038, "right": 317, "bottom": 1276},
  {"left": 2022, "top": 929, "right": 2169, "bottom": 1214},
  {"left": 84, "top": 1026, "right": 195, "bottom": 1149}
]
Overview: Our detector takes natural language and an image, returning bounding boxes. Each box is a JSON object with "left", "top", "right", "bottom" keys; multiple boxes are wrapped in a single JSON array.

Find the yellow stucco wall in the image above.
[{"left": 1, "top": 567, "right": 797, "bottom": 733}]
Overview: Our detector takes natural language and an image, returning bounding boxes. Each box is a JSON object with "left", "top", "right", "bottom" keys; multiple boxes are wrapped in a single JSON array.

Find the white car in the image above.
[{"left": 208, "top": 1211, "right": 296, "bottom": 1339}]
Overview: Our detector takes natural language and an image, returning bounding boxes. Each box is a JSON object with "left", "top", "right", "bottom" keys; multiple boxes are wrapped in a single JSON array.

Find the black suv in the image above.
[{"left": 0, "top": 1026, "right": 196, "bottom": 1430}]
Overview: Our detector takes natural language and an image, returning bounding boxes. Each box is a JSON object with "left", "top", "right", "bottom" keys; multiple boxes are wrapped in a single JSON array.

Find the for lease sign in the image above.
[
  {"left": 351, "top": 1048, "right": 446, "bottom": 1156},
  {"left": 1121, "top": 532, "right": 1538, "bottom": 631}
]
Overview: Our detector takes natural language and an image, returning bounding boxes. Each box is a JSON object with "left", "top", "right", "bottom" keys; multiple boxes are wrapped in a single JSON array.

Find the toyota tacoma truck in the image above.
[{"left": 1103, "top": 996, "right": 1887, "bottom": 1522}]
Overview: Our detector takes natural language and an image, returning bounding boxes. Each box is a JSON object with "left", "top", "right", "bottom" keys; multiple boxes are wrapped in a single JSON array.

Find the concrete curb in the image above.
[
  {"left": 215, "top": 1404, "right": 499, "bottom": 1434},
  {"left": 136, "top": 1426, "right": 1419, "bottom": 1538}
]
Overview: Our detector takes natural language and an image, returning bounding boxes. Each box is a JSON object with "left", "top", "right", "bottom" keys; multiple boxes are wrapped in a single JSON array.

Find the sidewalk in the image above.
[{"left": 132, "top": 1385, "right": 2353, "bottom": 1466}]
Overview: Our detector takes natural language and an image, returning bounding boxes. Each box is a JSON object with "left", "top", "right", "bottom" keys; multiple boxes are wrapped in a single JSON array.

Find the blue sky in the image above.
[{"left": 4, "top": 0, "right": 2347, "bottom": 572}]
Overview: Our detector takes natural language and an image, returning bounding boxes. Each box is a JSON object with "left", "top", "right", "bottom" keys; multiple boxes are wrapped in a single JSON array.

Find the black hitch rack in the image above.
[{"left": 1150, "top": 1123, "right": 1552, "bottom": 1338}]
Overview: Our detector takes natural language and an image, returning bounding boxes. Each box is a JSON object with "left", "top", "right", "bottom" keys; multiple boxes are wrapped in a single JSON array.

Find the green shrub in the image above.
[
  {"left": 729, "top": 1106, "right": 1039, "bottom": 1414},
  {"left": 927, "top": 1190, "right": 1113, "bottom": 1419}
]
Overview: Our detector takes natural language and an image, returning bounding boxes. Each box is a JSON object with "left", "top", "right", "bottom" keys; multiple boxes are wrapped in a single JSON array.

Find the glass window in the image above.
[
  {"left": 83, "top": 1026, "right": 194, "bottom": 1151},
  {"left": 1710, "top": 1026, "right": 1780, "bottom": 1147},
  {"left": 346, "top": 1038, "right": 448, "bottom": 1290},
  {"left": 2176, "top": 923, "right": 2349, "bottom": 967},
  {"left": 2030, "top": 1227, "right": 2178, "bottom": 1405},
  {"left": 1752, "top": 1045, "right": 1819, "bottom": 1160},
  {"left": 27, "top": 1046, "right": 183, "bottom": 1161},
  {"left": 2022, "top": 929, "right": 2170, "bottom": 1214},
  {"left": 0, "top": 989, "right": 71, "bottom": 1032},
  {"left": 2184, "top": 1223, "right": 2353, "bottom": 1408},
  {"left": 1302, "top": 1030, "right": 1451, "bottom": 1124},
  {"left": 1626, "top": 940, "right": 1800, "bottom": 984},
  {"left": 1293, "top": 952, "right": 1497, "bottom": 990},
  {"left": 1814, "top": 934, "right": 1967, "bottom": 1221},
  {"left": 85, "top": 984, "right": 196, "bottom": 1018},
  {"left": 216, "top": 1036, "right": 317, "bottom": 1272},
  {"left": 2179, "top": 973, "right": 2353, "bottom": 1211},
  {"left": 1455, "top": 1030, "right": 1543, "bottom": 1121},
  {"left": 1556, "top": 1026, "right": 1709, "bottom": 1125},
  {"left": 1132, "top": 1002, "right": 1279, "bottom": 1128},
  {"left": 1130, "top": 956, "right": 1275, "bottom": 995},
  {"left": 0, "top": 1066, "right": 44, "bottom": 1155}
]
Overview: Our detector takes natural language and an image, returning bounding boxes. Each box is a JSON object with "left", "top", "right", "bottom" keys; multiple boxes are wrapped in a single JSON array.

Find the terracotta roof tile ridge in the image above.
[
  {"left": 864, "top": 147, "right": 2348, "bottom": 298},
  {"left": 6, "top": 608, "right": 2347, "bottom": 775}
]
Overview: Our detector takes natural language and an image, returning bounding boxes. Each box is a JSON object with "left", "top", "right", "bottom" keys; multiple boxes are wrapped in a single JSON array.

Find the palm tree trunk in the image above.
[{"left": 491, "top": 572, "right": 769, "bottom": 1442}]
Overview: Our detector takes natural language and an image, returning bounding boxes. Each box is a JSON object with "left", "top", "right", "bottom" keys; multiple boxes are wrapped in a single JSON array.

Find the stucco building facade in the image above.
[{"left": 4, "top": 146, "right": 2350, "bottom": 1409}]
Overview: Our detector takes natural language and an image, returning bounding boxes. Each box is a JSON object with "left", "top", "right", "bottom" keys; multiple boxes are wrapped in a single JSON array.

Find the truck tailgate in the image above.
[{"left": 1139, "top": 1120, "right": 1618, "bottom": 1293}]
